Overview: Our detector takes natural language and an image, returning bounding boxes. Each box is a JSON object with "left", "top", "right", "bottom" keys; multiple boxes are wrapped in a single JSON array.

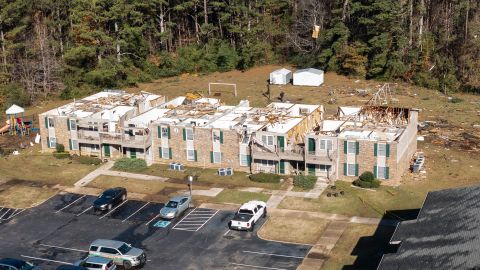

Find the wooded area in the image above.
[{"left": 0, "top": 0, "right": 478, "bottom": 108}]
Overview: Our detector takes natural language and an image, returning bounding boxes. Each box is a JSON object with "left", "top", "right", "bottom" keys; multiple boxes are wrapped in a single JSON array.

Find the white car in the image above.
[{"left": 229, "top": 200, "right": 267, "bottom": 231}]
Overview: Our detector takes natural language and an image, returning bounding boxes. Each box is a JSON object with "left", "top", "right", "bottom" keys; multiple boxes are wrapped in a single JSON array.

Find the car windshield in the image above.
[
  {"left": 100, "top": 190, "right": 116, "bottom": 199},
  {"left": 234, "top": 213, "right": 252, "bottom": 221},
  {"left": 19, "top": 262, "right": 34, "bottom": 270},
  {"left": 166, "top": 201, "right": 178, "bottom": 208},
  {"left": 118, "top": 243, "right": 132, "bottom": 254},
  {"left": 238, "top": 209, "right": 254, "bottom": 215}
]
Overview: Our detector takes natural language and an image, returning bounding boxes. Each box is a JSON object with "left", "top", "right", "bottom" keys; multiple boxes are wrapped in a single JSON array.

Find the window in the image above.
[
  {"left": 71, "top": 140, "right": 79, "bottom": 150},
  {"left": 347, "top": 141, "right": 356, "bottom": 154},
  {"left": 377, "top": 166, "right": 389, "bottom": 179},
  {"left": 92, "top": 144, "right": 100, "bottom": 151},
  {"left": 186, "top": 128, "right": 194, "bottom": 140},
  {"left": 161, "top": 147, "right": 170, "bottom": 159},
  {"left": 261, "top": 135, "right": 274, "bottom": 146},
  {"left": 69, "top": 119, "right": 77, "bottom": 130},
  {"left": 186, "top": 149, "right": 195, "bottom": 161},
  {"left": 49, "top": 137, "right": 57, "bottom": 148},
  {"left": 84, "top": 262, "right": 102, "bottom": 269},
  {"left": 48, "top": 117, "right": 54, "bottom": 128},
  {"left": 240, "top": 154, "right": 249, "bottom": 166},
  {"left": 320, "top": 139, "right": 333, "bottom": 151},
  {"left": 89, "top": 246, "right": 98, "bottom": 251},
  {"left": 99, "top": 247, "right": 118, "bottom": 254},
  {"left": 213, "top": 151, "right": 221, "bottom": 163},
  {"left": 347, "top": 163, "right": 356, "bottom": 176},
  {"left": 88, "top": 122, "right": 98, "bottom": 131},
  {"left": 161, "top": 127, "right": 169, "bottom": 138},
  {"left": 377, "top": 143, "right": 386, "bottom": 157},
  {"left": 319, "top": 164, "right": 330, "bottom": 172}
]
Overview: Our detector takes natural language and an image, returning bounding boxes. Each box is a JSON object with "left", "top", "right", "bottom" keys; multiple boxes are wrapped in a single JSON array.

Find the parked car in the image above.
[
  {"left": 229, "top": 200, "right": 267, "bottom": 231},
  {"left": 89, "top": 239, "right": 146, "bottom": 269},
  {"left": 159, "top": 195, "right": 191, "bottom": 220},
  {"left": 93, "top": 187, "right": 127, "bottom": 212},
  {"left": 0, "top": 258, "right": 42, "bottom": 270},
  {"left": 56, "top": 265, "right": 88, "bottom": 270},
  {"left": 73, "top": 256, "right": 116, "bottom": 270}
]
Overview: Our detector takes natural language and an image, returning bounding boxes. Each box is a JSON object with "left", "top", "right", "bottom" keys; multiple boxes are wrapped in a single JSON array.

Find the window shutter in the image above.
[
  {"left": 67, "top": 119, "right": 70, "bottom": 131},
  {"left": 182, "top": 128, "right": 186, "bottom": 141},
  {"left": 343, "top": 163, "right": 347, "bottom": 175},
  {"left": 159, "top": 147, "right": 163, "bottom": 158},
  {"left": 169, "top": 148, "right": 172, "bottom": 159},
  {"left": 247, "top": 155, "right": 251, "bottom": 165},
  {"left": 194, "top": 150, "right": 198, "bottom": 162},
  {"left": 46, "top": 137, "right": 50, "bottom": 148},
  {"left": 343, "top": 141, "right": 347, "bottom": 154},
  {"left": 157, "top": 126, "right": 161, "bottom": 138},
  {"left": 45, "top": 117, "right": 48, "bottom": 128},
  {"left": 219, "top": 131, "right": 224, "bottom": 144},
  {"left": 374, "top": 143, "right": 377, "bottom": 157},
  {"left": 355, "top": 142, "right": 360, "bottom": 155},
  {"left": 167, "top": 127, "right": 171, "bottom": 139},
  {"left": 374, "top": 166, "right": 377, "bottom": 178},
  {"left": 386, "top": 144, "right": 390, "bottom": 157},
  {"left": 385, "top": 167, "right": 390, "bottom": 179},
  {"left": 210, "top": 151, "right": 214, "bottom": 163},
  {"left": 355, "top": 164, "right": 359, "bottom": 176},
  {"left": 68, "top": 139, "right": 72, "bottom": 150}
]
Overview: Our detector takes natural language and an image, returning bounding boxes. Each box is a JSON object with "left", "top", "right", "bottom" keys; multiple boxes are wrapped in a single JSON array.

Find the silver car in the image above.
[
  {"left": 159, "top": 195, "right": 191, "bottom": 220},
  {"left": 74, "top": 256, "right": 116, "bottom": 270},
  {"left": 88, "top": 239, "right": 146, "bottom": 269}
]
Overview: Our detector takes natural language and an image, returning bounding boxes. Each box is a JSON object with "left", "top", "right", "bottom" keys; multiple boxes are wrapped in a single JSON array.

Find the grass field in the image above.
[
  {"left": 0, "top": 185, "right": 57, "bottom": 208},
  {"left": 210, "top": 189, "right": 270, "bottom": 205},
  {"left": 258, "top": 216, "right": 330, "bottom": 245}
]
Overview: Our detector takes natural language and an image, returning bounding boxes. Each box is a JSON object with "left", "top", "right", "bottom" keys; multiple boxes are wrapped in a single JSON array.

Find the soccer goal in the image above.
[{"left": 208, "top": 83, "right": 237, "bottom": 97}]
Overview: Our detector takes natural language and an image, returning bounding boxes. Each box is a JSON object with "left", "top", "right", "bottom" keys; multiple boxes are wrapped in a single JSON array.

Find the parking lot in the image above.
[{"left": 0, "top": 192, "right": 311, "bottom": 270}]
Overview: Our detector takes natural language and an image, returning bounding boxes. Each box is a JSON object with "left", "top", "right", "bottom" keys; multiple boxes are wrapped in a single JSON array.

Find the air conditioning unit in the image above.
[
  {"left": 177, "top": 164, "right": 185, "bottom": 171},
  {"left": 299, "top": 108, "right": 310, "bottom": 115},
  {"left": 218, "top": 167, "right": 234, "bottom": 176},
  {"left": 169, "top": 162, "right": 176, "bottom": 170},
  {"left": 225, "top": 167, "right": 234, "bottom": 176},
  {"left": 170, "top": 163, "right": 184, "bottom": 171}
]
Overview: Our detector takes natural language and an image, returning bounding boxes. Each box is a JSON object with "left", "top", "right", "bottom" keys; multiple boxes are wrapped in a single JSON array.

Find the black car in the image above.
[
  {"left": 0, "top": 258, "right": 41, "bottom": 270},
  {"left": 93, "top": 187, "right": 127, "bottom": 212},
  {"left": 55, "top": 266, "right": 88, "bottom": 270}
]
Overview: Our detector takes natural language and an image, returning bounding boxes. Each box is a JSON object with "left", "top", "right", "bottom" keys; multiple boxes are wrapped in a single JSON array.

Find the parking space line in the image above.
[
  {"left": 231, "top": 263, "right": 287, "bottom": 270},
  {"left": 242, "top": 250, "right": 305, "bottom": 259},
  {"left": 122, "top": 202, "right": 150, "bottom": 222},
  {"left": 21, "top": 255, "right": 71, "bottom": 265},
  {"left": 145, "top": 213, "right": 160, "bottom": 226},
  {"left": 0, "top": 209, "right": 11, "bottom": 219},
  {"left": 224, "top": 229, "right": 230, "bottom": 236},
  {"left": 195, "top": 210, "right": 218, "bottom": 231},
  {"left": 172, "top": 227, "right": 197, "bottom": 232},
  {"left": 99, "top": 200, "right": 128, "bottom": 219},
  {"left": 6, "top": 209, "right": 25, "bottom": 220},
  {"left": 55, "top": 195, "right": 86, "bottom": 213},
  {"left": 76, "top": 206, "right": 93, "bottom": 217},
  {"left": 39, "top": 243, "right": 88, "bottom": 253}
]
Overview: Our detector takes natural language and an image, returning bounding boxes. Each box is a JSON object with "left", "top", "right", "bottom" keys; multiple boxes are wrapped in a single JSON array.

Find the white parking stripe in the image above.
[
  {"left": 99, "top": 200, "right": 128, "bottom": 219},
  {"left": 0, "top": 209, "right": 11, "bottom": 219},
  {"left": 39, "top": 243, "right": 88, "bottom": 253},
  {"left": 194, "top": 210, "right": 218, "bottom": 231},
  {"left": 21, "top": 255, "right": 71, "bottom": 265},
  {"left": 76, "top": 206, "right": 93, "bottom": 217},
  {"left": 145, "top": 213, "right": 160, "bottom": 226},
  {"left": 242, "top": 250, "right": 305, "bottom": 259},
  {"left": 231, "top": 263, "right": 287, "bottom": 270},
  {"left": 122, "top": 202, "right": 150, "bottom": 222},
  {"left": 224, "top": 229, "right": 231, "bottom": 236},
  {"left": 6, "top": 209, "right": 25, "bottom": 220},
  {"left": 55, "top": 195, "right": 86, "bottom": 213}
]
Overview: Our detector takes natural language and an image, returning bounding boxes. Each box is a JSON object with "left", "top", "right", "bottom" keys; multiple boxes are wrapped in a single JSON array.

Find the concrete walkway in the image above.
[
  {"left": 74, "top": 161, "right": 115, "bottom": 187},
  {"left": 266, "top": 177, "right": 328, "bottom": 208}
]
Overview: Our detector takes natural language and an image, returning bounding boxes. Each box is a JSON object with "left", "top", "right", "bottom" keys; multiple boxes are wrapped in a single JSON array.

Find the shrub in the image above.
[
  {"left": 53, "top": 152, "right": 70, "bottom": 159},
  {"left": 77, "top": 156, "right": 102, "bottom": 165},
  {"left": 353, "top": 178, "right": 381, "bottom": 189},
  {"left": 249, "top": 173, "right": 281, "bottom": 183},
  {"left": 56, "top": 143, "right": 65, "bottom": 153},
  {"left": 293, "top": 175, "right": 317, "bottom": 189},
  {"left": 113, "top": 158, "right": 147, "bottom": 172},
  {"left": 359, "top": 171, "right": 375, "bottom": 182}
]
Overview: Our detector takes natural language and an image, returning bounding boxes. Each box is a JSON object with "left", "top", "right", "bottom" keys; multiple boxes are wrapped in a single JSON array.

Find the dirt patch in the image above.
[
  {"left": 308, "top": 252, "right": 330, "bottom": 260},
  {"left": 0, "top": 185, "right": 57, "bottom": 208},
  {"left": 257, "top": 216, "right": 330, "bottom": 245},
  {"left": 0, "top": 133, "right": 37, "bottom": 156}
]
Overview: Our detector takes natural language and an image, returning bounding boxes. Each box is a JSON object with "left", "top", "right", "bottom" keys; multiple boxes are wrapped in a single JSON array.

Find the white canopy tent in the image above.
[
  {"left": 293, "top": 68, "right": 324, "bottom": 86},
  {"left": 5, "top": 104, "right": 25, "bottom": 115},
  {"left": 269, "top": 68, "right": 292, "bottom": 85}
]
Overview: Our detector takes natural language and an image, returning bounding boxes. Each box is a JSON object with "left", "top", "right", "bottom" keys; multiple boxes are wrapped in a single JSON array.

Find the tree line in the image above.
[{"left": 0, "top": 0, "right": 478, "bottom": 109}]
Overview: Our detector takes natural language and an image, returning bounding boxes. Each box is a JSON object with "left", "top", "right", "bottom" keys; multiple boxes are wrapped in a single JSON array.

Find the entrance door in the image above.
[
  {"left": 279, "top": 160, "right": 285, "bottom": 174},
  {"left": 104, "top": 144, "right": 110, "bottom": 157},
  {"left": 277, "top": 136, "right": 285, "bottom": 152},
  {"left": 130, "top": 148, "right": 136, "bottom": 159},
  {"left": 307, "top": 164, "right": 316, "bottom": 176}
]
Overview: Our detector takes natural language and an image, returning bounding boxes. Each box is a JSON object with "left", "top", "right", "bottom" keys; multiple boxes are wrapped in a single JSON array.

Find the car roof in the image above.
[
  {"left": 56, "top": 265, "right": 89, "bottom": 270},
  {"left": 85, "top": 256, "right": 112, "bottom": 264},
  {"left": 0, "top": 258, "right": 27, "bottom": 268},
  {"left": 169, "top": 195, "right": 190, "bottom": 202},
  {"left": 91, "top": 239, "right": 126, "bottom": 248}
]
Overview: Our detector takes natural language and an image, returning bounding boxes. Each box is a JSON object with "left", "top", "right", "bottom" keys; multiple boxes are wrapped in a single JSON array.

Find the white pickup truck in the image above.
[{"left": 229, "top": 200, "right": 267, "bottom": 231}]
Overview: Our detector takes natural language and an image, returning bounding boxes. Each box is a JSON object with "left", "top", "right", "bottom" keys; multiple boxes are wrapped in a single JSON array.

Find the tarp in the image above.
[{"left": 5, "top": 104, "right": 25, "bottom": 115}]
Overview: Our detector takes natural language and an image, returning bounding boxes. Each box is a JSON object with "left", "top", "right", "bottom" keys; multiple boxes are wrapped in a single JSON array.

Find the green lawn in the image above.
[{"left": 210, "top": 189, "right": 270, "bottom": 205}]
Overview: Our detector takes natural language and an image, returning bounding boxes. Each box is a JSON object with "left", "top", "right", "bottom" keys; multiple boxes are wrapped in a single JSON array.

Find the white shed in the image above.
[
  {"left": 293, "top": 68, "right": 324, "bottom": 86},
  {"left": 269, "top": 68, "right": 292, "bottom": 85}
]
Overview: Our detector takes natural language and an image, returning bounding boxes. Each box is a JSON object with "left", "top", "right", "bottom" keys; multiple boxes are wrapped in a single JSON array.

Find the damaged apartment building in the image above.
[{"left": 39, "top": 90, "right": 418, "bottom": 181}]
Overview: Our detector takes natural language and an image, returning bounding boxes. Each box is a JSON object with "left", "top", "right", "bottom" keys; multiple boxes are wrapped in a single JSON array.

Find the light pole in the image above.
[{"left": 187, "top": 175, "right": 194, "bottom": 198}]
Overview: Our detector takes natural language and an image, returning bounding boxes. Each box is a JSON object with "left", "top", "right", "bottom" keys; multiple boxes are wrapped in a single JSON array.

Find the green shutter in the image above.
[
  {"left": 279, "top": 160, "right": 285, "bottom": 174},
  {"left": 67, "top": 119, "right": 70, "bottom": 131},
  {"left": 385, "top": 167, "right": 390, "bottom": 179},
  {"left": 343, "top": 163, "right": 347, "bottom": 175},
  {"left": 167, "top": 127, "right": 171, "bottom": 139},
  {"left": 355, "top": 164, "right": 359, "bottom": 176},
  {"left": 374, "top": 143, "right": 377, "bottom": 157},
  {"left": 355, "top": 142, "right": 360, "bottom": 155},
  {"left": 45, "top": 117, "right": 48, "bottom": 128},
  {"left": 343, "top": 141, "right": 347, "bottom": 154},
  {"left": 169, "top": 148, "right": 172, "bottom": 159},
  {"left": 182, "top": 128, "right": 186, "bottom": 140},
  {"left": 374, "top": 166, "right": 377, "bottom": 178},
  {"left": 247, "top": 155, "right": 252, "bottom": 165},
  {"left": 278, "top": 136, "right": 285, "bottom": 152},
  {"left": 219, "top": 131, "right": 224, "bottom": 144},
  {"left": 69, "top": 139, "right": 72, "bottom": 150},
  {"left": 46, "top": 137, "right": 50, "bottom": 148},
  {"left": 157, "top": 126, "right": 161, "bottom": 138},
  {"left": 194, "top": 150, "right": 198, "bottom": 162},
  {"left": 210, "top": 151, "right": 214, "bottom": 163},
  {"left": 159, "top": 147, "right": 163, "bottom": 158},
  {"left": 308, "top": 138, "right": 315, "bottom": 152},
  {"left": 386, "top": 144, "right": 390, "bottom": 157}
]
